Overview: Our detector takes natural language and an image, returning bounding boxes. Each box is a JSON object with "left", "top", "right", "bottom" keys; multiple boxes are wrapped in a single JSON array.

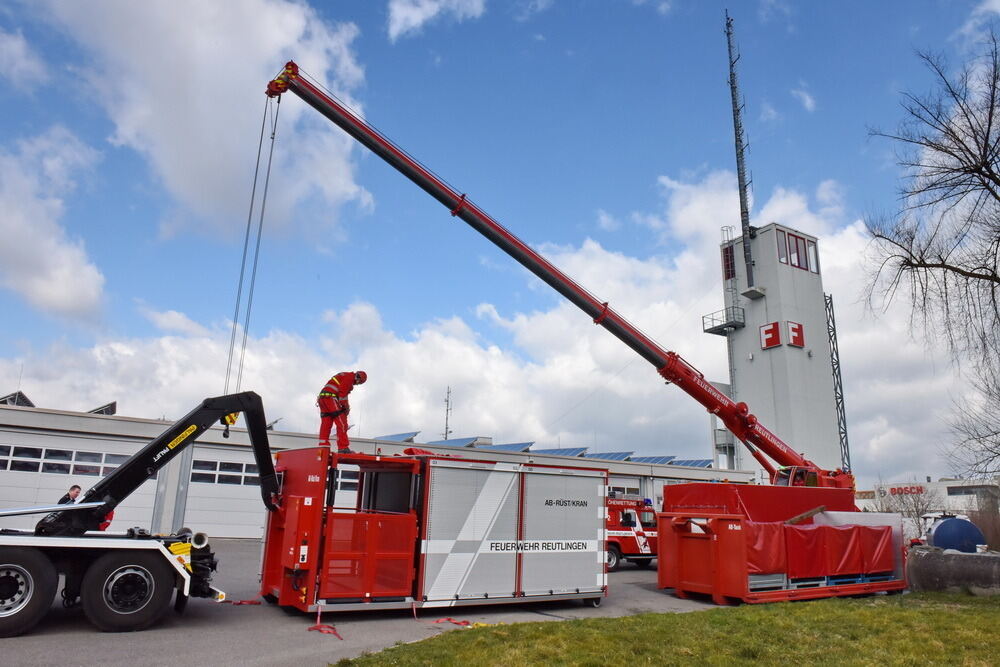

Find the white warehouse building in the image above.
[{"left": 0, "top": 396, "right": 752, "bottom": 539}]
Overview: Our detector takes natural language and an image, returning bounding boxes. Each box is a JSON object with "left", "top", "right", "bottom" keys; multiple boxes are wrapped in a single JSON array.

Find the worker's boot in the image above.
[{"left": 338, "top": 448, "right": 355, "bottom": 455}]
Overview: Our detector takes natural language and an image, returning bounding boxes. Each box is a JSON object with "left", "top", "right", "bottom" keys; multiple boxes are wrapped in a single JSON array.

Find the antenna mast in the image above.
[
  {"left": 442, "top": 386, "right": 453, "bottom": 440},
  {"left": 725, "top": 11, "right": 756, "bottom": 290}
]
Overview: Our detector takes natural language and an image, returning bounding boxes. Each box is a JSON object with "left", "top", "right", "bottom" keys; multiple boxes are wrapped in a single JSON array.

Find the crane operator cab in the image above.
[{"left": 774, "top": 467, "right": 820, "bottom": 487}]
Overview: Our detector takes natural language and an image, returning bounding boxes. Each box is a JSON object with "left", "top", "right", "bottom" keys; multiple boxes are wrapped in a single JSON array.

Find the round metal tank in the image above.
[{"left": 928, "top": 517, "right": 986, "bottom": 553}]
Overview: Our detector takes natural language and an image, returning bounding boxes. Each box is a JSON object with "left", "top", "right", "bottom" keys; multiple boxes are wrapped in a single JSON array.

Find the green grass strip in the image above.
[{"left": 337, "top": 593, "right": 1000, "bottom": 666}]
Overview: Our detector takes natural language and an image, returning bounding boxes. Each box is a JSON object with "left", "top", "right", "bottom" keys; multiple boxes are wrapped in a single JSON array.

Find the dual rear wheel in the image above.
[{"left": 0, "top": 547, "right": 176, "bottom": 636}]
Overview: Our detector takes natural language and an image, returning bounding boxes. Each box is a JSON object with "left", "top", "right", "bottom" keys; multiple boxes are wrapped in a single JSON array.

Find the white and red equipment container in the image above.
[
  {"left": 605, "top": 495, "right": 657, "bottom": 571},
  {"left": 260, "top": 449, "right": 608, "bottom": 612}
]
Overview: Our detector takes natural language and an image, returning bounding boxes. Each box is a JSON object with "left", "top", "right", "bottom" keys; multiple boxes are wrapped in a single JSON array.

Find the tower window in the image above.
[
  {"left": 787, "top": 233, "right": 811, "bottom": 271},
  {"left": 721, "top": 244, "right": 736, "bottom": 280},
  {"left": 777, "top": 230, "right": 788, "bottom": 264}
]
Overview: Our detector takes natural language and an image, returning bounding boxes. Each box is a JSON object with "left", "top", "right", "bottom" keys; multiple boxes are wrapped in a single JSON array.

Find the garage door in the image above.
[
  {"left": 183, "top": 445, "right": 269, "bottom": 538},
  {"left": 0, "top": 441, "right": 156, "bottom": 532}
]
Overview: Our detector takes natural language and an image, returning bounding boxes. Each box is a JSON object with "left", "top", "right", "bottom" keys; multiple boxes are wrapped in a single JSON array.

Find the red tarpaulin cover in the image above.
[
  {"left": 784, "top": 524, "right": 828, "bottom": 579},
  {"left": 745, "top": 522, "right": 786, "bottom": 574},
  {"left": 824, "top": 525, "right": 863, "bottom": 575},
  {"left": 858, "top": 525, "right": 894, "bottom": 573},
  {"left": 662, "top": 483, "right": 856, "bottom": 522}
]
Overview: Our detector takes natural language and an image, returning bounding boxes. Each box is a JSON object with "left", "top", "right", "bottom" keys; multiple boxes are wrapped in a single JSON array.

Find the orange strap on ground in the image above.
[
  {"left": 307, "top": 609, "right": 344, "bottom": 639},
  {"left": 434, "top": 617, "right": 470, "bottom": 627}
]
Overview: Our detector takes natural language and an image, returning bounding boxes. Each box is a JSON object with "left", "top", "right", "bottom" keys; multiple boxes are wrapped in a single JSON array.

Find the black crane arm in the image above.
[{"left": 35, "top": 391, "right": 279, "bottom": 536}]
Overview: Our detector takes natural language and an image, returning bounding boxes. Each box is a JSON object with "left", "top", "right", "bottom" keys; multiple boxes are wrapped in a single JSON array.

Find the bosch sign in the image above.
[{"left": 888, "top": 486, "right": 925, "bottom": 495}]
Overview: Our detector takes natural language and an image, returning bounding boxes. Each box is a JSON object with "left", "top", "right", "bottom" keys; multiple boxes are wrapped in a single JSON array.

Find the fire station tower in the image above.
[
  {"left": 705, "top": 14, "right": 849, "bottom": 480},
  {"left": 702, "top": 224, "right": 846, "bottom": 478}
]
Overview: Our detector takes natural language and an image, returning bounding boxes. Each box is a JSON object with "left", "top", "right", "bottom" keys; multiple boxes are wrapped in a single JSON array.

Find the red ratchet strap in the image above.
[
  {"left": 593, "top": 302, "right": 610, "bottom": 325},
  {"left": 434, "top": 617, "right": 471, "bottom": 627},
  {"left": 450, "top": 194, "right": 468, "bottom": 216},
  {"left": 308, "top": 609, "right": 344, "bottom": 639}
]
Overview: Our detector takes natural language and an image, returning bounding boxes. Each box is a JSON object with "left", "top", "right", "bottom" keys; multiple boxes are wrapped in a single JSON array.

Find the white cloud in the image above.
[
  {"left": 39, "top": 0, "right": 371, "bottom": 237},
  {"left": 596, "top": 208, "right": 621, "bottom": 232},
  {"left": 516, "top": 0, "right": 554, "bottom": 21},
  {"left": 0, "top": 126, "right": 104, "bottom": 320},
  {"left": 631, "top": 0, "right": 672, "bottom": 14},
  {"left": 139, "top": 304, "right": 210, "bottom": 337},
  {"left": 760, "top": 100, "right": 780, "bottom": 122},
  {"left": 388, "top": 0, "right": 487, "bottom": 41},
  {"left": 0, "top": 27, "right": 48, "bottom": 88},
  {"left": 758, "top": 0, "right": 793, "bottom": 27},
  {"left": 791, "top": 87, "right": 816, "bottom": 112},
  {"left": 0, "top": 165, "right": 965, "bottom": 490},
  {"left": 958, "top": 0, "right": 1000, "bottom": 42}
]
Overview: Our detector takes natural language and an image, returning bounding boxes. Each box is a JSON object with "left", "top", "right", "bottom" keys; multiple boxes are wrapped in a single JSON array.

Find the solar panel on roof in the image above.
[
  {"left": 426, "top": 437, "right": 478, "bottom": 447},
  {"left": 630, "top": 456, "right": 676, "bottom": 465},
  {"left": 582, "top": 452, "right": 634, "bottom": 461},
  {"left": 530, "top": 447, "right": 588, "bottom": 458},
  {"left": 475, "top": 442, "right": 533, "bottom": 452},
  {"left": 669, "top": 459, "right": 713, "bottom": 468},
  {"left": 374, "top": 431, "right": 420, "bottom": 442}
]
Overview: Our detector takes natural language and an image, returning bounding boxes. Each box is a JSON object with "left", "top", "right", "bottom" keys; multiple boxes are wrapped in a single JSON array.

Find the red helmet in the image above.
[{"left": 354, "top": 370, "right": 367, "bottom": 385}]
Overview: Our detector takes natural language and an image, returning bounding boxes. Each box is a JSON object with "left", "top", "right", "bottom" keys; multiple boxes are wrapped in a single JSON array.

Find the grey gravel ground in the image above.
[{"left": 4, "top": 538, "right": 715, "bottom": 667}]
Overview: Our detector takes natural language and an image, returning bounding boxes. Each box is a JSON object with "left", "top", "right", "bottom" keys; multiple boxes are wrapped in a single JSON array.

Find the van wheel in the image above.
[
  {"left": 81, "top": 551, "right": 175, "bottom": 632},
  {"left": 585, "top": 597, "right": 602, "bottom": 608},
  {"left": 0, "top": 547, "right": 57, "bottom": 638},
  {"left": 606, "top": 545, "right": 622, "bottom": 572},
  {"left": 633, "top": 558, "right": 653, "bottom": 569}
]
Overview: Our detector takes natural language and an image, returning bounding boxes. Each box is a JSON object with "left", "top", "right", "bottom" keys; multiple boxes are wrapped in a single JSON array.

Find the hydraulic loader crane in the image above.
[
  {"left": 0, "top": 391, "right": 279, "bottom": 637},
  {"left": 265, "top": 62, "right": 853, "bottom": 491}
]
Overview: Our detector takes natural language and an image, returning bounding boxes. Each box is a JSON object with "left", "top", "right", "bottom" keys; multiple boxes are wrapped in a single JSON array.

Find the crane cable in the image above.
[{"left": 224, "top": 95, "right": 282, "bottom": 397}]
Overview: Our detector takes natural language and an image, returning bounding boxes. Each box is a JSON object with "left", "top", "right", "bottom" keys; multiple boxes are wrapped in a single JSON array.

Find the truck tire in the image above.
[
  {"left": 81, "top": 551, "right": 175, "bottom": 632},
  {"left": 0, "top": 547, "right": 57, "bottom": 638},
  {"left": 606, "top": 545, "right": 622, "bottom": 572},
  {"left": 632, "top": 558, "right": 653, "bottom": 569}
]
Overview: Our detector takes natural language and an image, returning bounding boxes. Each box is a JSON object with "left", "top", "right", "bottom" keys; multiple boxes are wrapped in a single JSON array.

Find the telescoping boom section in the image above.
[
  {"left": 266, "top": 62, "right": 852, "bottom": 489},
  {"left": 35, "top": 391, "right": 279, "bottom": 536}
]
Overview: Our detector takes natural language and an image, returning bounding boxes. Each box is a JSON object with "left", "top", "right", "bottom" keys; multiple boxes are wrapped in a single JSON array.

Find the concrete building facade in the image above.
[{"left": 704, "top": 223, "right": 843, "bottom": 478}]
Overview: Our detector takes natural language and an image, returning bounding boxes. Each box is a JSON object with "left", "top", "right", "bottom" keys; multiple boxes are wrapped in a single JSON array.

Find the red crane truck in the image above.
[{"left": 264, "top": 61, "right": 853, "bottom": 492}]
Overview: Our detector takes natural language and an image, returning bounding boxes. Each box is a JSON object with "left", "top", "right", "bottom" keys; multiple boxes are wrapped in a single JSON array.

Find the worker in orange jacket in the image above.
[{"left": 318, "top": 370, "right": 367, "bottom": 453}]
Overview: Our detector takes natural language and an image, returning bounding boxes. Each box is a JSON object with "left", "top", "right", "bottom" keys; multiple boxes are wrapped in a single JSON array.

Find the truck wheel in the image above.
[
  {"left": 606, "top": 545, "right": 622, "bottom": 572},
  {"left": 0, "top": 547, "right": 57, "bottom": 638},
  {"left": 81, "top": 551, "right": 175, "bottom": 632},
  {"left": 585, "top": 597, "right": 602, "bottom": 608},
  {"left": 632, "top": 558, "right": 653, "bottom": 569}
]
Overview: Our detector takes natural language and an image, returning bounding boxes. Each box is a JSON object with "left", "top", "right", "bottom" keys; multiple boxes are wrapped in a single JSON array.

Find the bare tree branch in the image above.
[{"left": 865, "top": 30, "right": 1000, "bottom": 477}]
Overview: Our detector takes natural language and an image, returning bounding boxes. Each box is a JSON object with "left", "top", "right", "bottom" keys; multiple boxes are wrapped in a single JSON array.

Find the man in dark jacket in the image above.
[{"left": 57, "top": 485, "right": 81, "bottom": 504}]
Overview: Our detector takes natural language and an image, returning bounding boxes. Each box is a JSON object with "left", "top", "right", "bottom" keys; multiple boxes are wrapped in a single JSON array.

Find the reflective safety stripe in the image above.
[{"left": 318, "top": 392, "right": 340, "bottom": 398}]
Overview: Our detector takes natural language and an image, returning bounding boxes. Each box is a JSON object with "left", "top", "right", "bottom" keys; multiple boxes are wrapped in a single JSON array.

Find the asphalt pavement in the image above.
[{"left": 5, "top": 539, "right": 715, "bottom": 666}]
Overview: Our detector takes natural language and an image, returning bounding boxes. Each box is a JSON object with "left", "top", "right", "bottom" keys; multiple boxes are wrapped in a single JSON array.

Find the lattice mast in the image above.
[{"left": 725, "top": 11, "right": 756, "bottom": 289}]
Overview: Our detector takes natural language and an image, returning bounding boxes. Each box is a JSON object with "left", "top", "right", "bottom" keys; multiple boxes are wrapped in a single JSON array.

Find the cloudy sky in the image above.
[{"left": 0, "top": 0, "right": 988, "bottom": 489}]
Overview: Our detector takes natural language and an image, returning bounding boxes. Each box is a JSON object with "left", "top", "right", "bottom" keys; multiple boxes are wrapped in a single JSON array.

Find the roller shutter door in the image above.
[
  {"left": 183, "top": 445, "right": 267, "bottom": 538},
  {"left": 0, "top": 441, "right": 156, "bottom": 532}
]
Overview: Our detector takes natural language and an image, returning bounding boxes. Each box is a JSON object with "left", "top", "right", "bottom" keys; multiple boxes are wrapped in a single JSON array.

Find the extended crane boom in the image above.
[{"left": 266, "top": 61, "right": 852, "bottom": 489}]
